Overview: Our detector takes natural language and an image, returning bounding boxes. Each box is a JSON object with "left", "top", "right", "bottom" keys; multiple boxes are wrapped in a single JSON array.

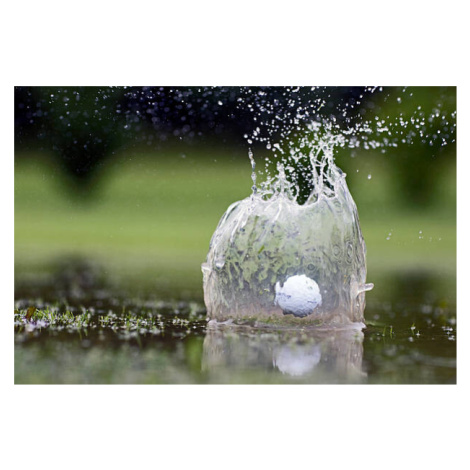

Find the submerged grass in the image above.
[
  {"left": 14, "top": 293, "right": 456, "bottom": 384},
  {"left": 15, "top": 301, "right": 207, "bottom": 338}
]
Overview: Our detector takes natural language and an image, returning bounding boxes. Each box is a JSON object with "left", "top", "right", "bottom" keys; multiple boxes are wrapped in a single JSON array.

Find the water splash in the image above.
[
  {"left": 202, "top": 126, "right": 374, "bottom": 326},
  {"left": 202, "top": 158, "right": 371, "bottom": 325},
  {"left": 199, "top": 86, "right": 454, "bottom": 326}
]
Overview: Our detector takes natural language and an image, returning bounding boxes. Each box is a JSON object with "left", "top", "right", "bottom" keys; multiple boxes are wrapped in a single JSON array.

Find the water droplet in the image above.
[{"left": 358, "top": 283, "right": 374, "bottom": 294}]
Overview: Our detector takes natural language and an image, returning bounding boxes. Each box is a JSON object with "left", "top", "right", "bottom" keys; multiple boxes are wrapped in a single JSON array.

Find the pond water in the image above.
[{"left": 14, "top": 261, "right": 456, "bottom": 384}]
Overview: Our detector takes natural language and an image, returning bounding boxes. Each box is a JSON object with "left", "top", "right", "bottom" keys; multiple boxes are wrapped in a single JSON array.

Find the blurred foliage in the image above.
[
  {"left": 364, "top": 86, "right": 456, "bottom": 206},
  {"left": 15, "top": 86, "right": 455, "bottom": 207},
  {"left": 15, "top": 87, "right": 125, "bottom": 197}
]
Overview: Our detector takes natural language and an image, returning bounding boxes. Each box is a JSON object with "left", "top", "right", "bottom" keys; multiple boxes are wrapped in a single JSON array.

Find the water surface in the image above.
[{"left": 14, "top": 261, "right": 456, "bottom": 384}]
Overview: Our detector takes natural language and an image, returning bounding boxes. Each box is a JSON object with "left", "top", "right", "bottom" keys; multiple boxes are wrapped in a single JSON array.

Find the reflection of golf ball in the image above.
[
  {"left": 275, "top": 275, "right": 322, "bottom": 317},
  {"left": 274, "top": 345, "right": 322, "bottom": 376}
]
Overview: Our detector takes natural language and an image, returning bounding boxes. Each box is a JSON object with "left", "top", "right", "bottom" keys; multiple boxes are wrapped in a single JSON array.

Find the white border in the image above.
[{"left": 2, "top": 1, "right": 468, "bottom": 469}]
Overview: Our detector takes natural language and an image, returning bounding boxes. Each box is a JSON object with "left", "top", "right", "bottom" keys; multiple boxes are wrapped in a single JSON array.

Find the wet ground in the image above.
[{"left": 14, "top": 260, "right": 456, "bottom": 384}]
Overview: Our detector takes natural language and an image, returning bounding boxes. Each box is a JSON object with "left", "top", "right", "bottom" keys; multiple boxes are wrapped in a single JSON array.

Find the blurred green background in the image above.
[{"left": 14, "top": 86, "right": 456, "bottom": 301}]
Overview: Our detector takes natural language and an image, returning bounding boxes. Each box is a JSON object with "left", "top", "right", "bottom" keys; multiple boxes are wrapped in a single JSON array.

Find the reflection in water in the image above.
[
  {"left": 273, "top": 344, "right": 322, "bottom": 376},
  {"left": 202, "top": 323, "right": 366, "bottom": 383}
]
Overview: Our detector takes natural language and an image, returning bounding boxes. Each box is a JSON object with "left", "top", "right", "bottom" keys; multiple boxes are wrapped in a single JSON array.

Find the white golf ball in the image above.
[{"left": 275, "top": 274, "right": 322, "bottom": 317}]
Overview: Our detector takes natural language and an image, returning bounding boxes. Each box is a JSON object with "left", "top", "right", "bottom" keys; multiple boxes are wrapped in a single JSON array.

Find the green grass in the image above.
[
  {"left": 15, "top": 149, "right": 456, "bottom": 297},
  {"left": 14, "top": 301, "right": 206, "bottom": 336}
]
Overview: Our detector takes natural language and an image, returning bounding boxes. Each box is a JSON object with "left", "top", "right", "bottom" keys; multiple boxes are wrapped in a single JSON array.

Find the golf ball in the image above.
[{"left": 275, "top": 274, "right": 322, "bottom": 317}]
